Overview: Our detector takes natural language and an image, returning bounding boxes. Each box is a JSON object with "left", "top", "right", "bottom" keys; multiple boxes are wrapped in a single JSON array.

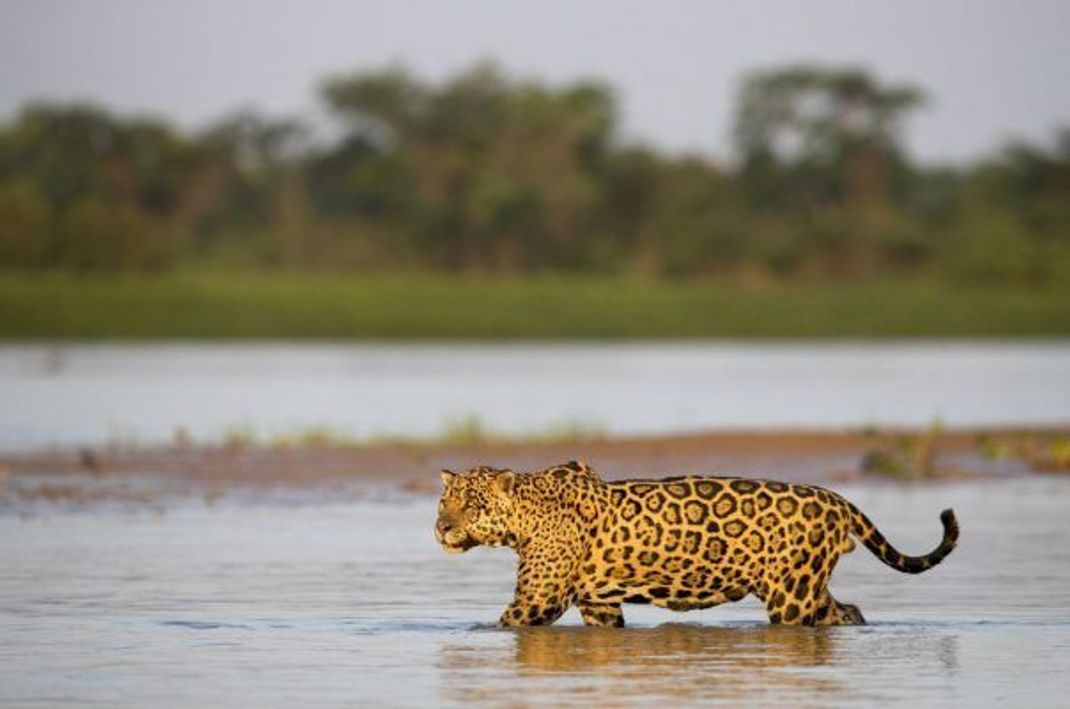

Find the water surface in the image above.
[
  {"left": 2, "top": 341, "right": 1068, "bottom": 450},
  {"left": 2, "top": 478, "right": 1069, "bottom": 707}
]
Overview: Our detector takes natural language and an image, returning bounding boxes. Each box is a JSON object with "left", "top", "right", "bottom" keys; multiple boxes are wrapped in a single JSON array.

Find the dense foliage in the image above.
[{"left": 1, "top": 62, "right": 1067, "bottom": 284}]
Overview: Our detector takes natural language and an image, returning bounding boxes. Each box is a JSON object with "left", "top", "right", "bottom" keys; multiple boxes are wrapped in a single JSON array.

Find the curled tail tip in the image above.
[
  {"left": 856, "top": 505, "right": 959, "bottom": 573},
  {"left": 940, "top": 508, "right": 959, "bottom": 541},
  {"left": 927, "top": 508, "right": 960, "bottom": 569}
]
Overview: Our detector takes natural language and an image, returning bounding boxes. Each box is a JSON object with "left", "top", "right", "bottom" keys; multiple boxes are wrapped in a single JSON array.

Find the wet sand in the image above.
[{"left": 2, "top": 427, "right": 1064, "bottom": 511}]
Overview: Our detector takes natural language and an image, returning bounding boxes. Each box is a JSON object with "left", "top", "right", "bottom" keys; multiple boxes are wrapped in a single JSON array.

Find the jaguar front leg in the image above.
[
  {"left": 498, "top": 544, "right": 578, "bottom": 627},
  {"left": 499, "top": 597, "right": 571, "bottom": 627}
]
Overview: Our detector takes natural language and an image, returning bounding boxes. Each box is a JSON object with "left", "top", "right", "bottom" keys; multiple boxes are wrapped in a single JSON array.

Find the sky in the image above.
[{"left": 1, "top": 0, "right": 1068, "bottom": 164}]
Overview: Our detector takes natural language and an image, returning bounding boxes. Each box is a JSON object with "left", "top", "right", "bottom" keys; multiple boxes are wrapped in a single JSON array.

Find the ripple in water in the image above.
[{"left": 1, "top": 478, "right": 1069, "bottom": 707}]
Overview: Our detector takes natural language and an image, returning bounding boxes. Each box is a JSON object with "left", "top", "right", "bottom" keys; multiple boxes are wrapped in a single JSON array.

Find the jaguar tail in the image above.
[{"left": 847, "top": 503, "right": 958, "bottom": 574}]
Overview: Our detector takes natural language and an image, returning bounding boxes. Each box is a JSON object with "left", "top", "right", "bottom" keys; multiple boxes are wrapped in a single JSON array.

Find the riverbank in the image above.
[
  {"left": 3, "top": 272, "right": 1069, "bottom": 339},
  {"left": 3, "top": 426, "right": 1065, "bottom": 511}
]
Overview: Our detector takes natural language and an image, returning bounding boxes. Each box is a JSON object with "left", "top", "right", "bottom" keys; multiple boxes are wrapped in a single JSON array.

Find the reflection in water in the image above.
[
  {"left": 441, "top": 623, "right": 964, "bottom": 706},
  {"left": 513, "top": 623, "right": 834, "bottom": 671},
  {"left": 516, "top": 624, "right": 843, "bottom": 702}
]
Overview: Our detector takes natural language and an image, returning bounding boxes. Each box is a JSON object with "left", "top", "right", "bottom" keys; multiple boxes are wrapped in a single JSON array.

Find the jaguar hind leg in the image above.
[
  {"left": 831, "top": 599, "right": 866, "bottom": 625},
  {"left": 578, "top": 600, "right": 624, "bottom": 627},
  {"left": 814, "top": 594, "right": 866, "bottom": 626},
  {"left": 764, "top": 588, "right": 865, "bottom": 626}
]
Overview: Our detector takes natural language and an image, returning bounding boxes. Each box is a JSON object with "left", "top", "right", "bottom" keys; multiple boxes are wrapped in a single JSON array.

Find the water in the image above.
[
  {"left": 2, "top": 478, "right": 1069, "bottom": 707},
  {"left": 2, "top": 341, "right": 1068, "bottom": 450}
]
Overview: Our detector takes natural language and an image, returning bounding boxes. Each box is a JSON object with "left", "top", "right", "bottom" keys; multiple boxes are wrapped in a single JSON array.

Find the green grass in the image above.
[
  {"left": 166, "top": 416, "right": 607, "bottom": 452},
  {"left": 1, "top": 271, "right": 1068, "bottom": 339}
]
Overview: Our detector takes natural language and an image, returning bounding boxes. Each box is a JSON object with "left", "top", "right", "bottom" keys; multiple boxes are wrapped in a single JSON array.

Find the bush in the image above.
[
  {"left": 945, "top": 210, "right": 1041, "bottom": 284},
  {"left": 0, "top": 180, "right": 49, "bottom": 267},
  {"left": 59, "top": 198, "right": 187, "bottom": 271}
]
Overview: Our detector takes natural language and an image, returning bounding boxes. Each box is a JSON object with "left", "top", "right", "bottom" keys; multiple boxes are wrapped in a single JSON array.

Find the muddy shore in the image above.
[{"left": 3, "top": 426, "right": 1065, "bottom": 511}]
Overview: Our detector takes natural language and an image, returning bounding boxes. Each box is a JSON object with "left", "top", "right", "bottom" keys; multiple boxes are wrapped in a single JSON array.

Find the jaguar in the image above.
[{"left": 435, "top": 462, "right": 958, "bottom": 627}]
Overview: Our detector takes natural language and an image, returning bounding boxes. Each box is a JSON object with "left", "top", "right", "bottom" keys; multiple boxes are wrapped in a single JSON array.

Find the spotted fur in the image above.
[{"left": 435, "top": 462, "right": 958, "bottom": 627}]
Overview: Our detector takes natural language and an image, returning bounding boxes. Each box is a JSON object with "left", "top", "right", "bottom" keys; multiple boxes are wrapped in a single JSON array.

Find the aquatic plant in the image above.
[
  {"left": 978, "top": 432, "right": 1070, "bottom": 472},
  {"left": 859, "top": 420, "right": 945, "bottom": 479}
]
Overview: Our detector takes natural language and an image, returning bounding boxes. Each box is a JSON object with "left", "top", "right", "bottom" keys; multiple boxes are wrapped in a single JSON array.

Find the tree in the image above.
[
  {"left": 320, "top": 61, "right": 616, "bottom": 270},
  {"left": 0, "top": 180, "right": 50, "bottom": 267},
  {"left": 734, "top": 65, "right": 925, "bottom": 209}
]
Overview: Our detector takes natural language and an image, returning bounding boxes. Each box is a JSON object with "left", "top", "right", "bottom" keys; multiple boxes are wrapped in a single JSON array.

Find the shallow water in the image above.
[
  {"left": 2, "top": 478, "right": 1069, "bottom": 707},
  {"left": 3, "top": 341, "right": 1069, "bottom": 450}
]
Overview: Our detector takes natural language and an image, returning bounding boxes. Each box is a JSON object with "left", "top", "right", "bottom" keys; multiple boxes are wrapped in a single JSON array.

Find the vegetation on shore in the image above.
[
  {"left": 859, "top": 424, "right": 1070, "bottom": 479},
  {"left": 176, "top": 415, "right": 606, "bottom": 452},
  {"left": 2, "top": 63, "right": 1068, "bottom": 285},
  {"left": 3, "top": 63, "right": 1067, "bottom": 339},
  {"left": 2, "top": 271, "right": 1068, "bottom": 339}
]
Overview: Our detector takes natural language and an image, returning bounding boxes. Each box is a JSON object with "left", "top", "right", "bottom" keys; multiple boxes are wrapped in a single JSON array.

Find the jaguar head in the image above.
[{"left": 435, "top": 467, "right": 517, "bottom": 553}]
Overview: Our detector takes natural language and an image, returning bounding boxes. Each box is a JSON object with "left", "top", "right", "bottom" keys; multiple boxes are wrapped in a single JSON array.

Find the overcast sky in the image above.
[{"left": 2, "top": 0, "right": 1068, "bottom": 164}]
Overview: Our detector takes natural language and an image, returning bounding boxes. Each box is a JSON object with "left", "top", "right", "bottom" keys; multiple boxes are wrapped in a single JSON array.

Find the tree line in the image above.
[{"left": 1, "top": 62, "right": 1067, "bottom": 284}]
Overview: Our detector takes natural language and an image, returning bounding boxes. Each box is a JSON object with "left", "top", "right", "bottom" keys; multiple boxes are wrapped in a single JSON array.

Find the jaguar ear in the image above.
[
  {"left": 495, "top": 471, "right": 516, "bottom": 496},
  {"left": 440, "top": 469, "right": 456, "bottom": 487}
]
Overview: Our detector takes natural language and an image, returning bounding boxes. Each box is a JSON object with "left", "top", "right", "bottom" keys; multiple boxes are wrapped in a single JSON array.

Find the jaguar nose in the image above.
[{"left": 436, "top": 519, "right": 453, "bottom": 536}]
